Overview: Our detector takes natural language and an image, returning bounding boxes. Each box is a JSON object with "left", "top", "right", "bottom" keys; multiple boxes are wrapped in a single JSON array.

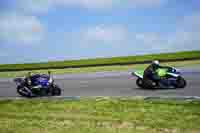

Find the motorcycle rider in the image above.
[
  {"left": 25, "top": 72, "right": 32, "bottom": 86},
  {"left": 25, "top": 72, "right": 43, "bottom": 89},
  {"left": 25, "top": 71, "right": 53, "bottom": 94},
  {"left": 143, "top": 60, "right": 171, "bottom": 86}
]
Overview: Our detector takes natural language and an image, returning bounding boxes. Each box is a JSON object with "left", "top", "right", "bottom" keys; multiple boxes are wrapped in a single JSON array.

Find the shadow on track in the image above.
[{"left": 133, "top": 87, "right": 183, "bottom": 91}]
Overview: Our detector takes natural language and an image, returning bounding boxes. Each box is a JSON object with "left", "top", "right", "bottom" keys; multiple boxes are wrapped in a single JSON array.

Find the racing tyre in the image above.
[
  {"left": 136, "top": 78, "right": 143, "bottom": 88},
  {"left": 142, "top": 79, "right": 156, "bottom": 89},
  {"left": 175, "top": 76, "right": 187, "bottom": 88},
  {"left": 52, "top": 85, "right": 61, "bottom": 96}
]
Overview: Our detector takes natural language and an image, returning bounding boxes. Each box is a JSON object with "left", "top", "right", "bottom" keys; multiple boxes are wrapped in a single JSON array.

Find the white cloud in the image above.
[
  {"left": 130, "top": 32, "right": 171, "bottom": 53},
  {"left": 133, "top": 13, "right": 200, "bottom": 52},
  {"left": 12, "top": 0, "right": 167, "bottom": 14},
  {"left": 65, "top": 13, "right": 200, "bottom": 54},
  {"left": 127, "top": 0, "right": 167, "bottom": 8},
  {"left": 0, "top": 52, "right": 7, "bottom": 58},
  {"left": 135, "top": 32, "right": 161, "bottom": 44},
  {"left": 54, "top": 0, "right": 114, "bottom": 9},
  {"left": 56, "top": 0, "right": 166, "bottom": 9},
  {"left": 17, "top": 0, "right": 53, "bottom": 14},
  {"left": 0, "top": 13, "right": 45, "bottom": 44},
  {"left": 167, "top": 13, "right": 200, "bottom": 50},
  {"left": 182, "top": 14, "right": 200, "bottom": 32},
  {"left": 83, "top": 25, "right": 128, "bottom": 43},
  {"left": 66, "top": 24, "right": 169, "bottom": 54}
]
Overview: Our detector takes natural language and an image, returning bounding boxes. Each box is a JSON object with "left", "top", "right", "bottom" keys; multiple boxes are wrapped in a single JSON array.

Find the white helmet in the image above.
[{"left": 152, "top": 60, "right": 159, "bottom": 65}]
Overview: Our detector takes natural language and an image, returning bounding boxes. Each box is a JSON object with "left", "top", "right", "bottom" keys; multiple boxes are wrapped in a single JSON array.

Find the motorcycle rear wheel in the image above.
[
  {"left": 142, "top": 79, "right": 157, "bottom": 89},
  {"left": 136, "top": 78, "right": 143, "bottom": 88}
]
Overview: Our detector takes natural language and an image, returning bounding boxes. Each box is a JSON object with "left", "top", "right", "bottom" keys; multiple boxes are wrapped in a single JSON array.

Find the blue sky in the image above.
[{"left": 0, "top": 0, "right": 200, "bottom": 64}]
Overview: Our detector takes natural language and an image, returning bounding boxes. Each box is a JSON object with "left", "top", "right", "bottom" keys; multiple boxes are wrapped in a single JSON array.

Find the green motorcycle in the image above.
[{"left": 131, "top": 67, "right": 187, "bottom": 89}]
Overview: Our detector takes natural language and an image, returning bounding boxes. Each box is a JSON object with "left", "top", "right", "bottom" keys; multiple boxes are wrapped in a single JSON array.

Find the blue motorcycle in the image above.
[{"left": 14, "top": 71, "right": 61, "bottom": 97}]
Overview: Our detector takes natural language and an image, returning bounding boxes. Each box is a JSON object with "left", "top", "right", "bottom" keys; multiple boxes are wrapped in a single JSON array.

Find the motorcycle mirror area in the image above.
[
  {"left": 48, "top": 71, "right": 51, "bottom": 76},
  {"left": 48, "top": 71, "right": 54, "bottom": 80},
  {"left": 27, "top": 72, "right": 31, "bottom": 77}
]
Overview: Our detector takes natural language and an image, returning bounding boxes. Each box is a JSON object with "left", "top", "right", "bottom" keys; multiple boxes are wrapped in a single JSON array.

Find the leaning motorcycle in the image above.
[
  {"left": 131, "top": 67, "right": 187, "bottom": 89},
  {"left": 13, "top": 71, "right": 61, "bottom": 97}
]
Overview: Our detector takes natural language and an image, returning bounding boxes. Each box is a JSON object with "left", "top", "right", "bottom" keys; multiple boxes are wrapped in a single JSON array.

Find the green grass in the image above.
[
  {"left": 0, "top": 59, "right": 200, "bottom": 78},
  {"left": 0, "top": 50, "right": 200, "bottom": 72},
  {"left": 0, "top": 97, "right": 200, "bottom": 133}
]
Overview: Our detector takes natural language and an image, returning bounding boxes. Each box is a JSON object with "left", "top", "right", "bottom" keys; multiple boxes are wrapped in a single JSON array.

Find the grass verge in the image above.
[
  {"left": 0, "top": 97, "right": 200, "bottom": 133},
  {"left": 0, "top": 50, "right": 200, "bottom": 72},
  {"left": 0, "top": 59, "right": 200, "bottom": 78}
]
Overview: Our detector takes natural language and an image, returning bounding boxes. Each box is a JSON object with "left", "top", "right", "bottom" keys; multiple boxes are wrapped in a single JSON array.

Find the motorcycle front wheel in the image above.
[
  {"left": 175, "top": 76, "right": 187, "bottom": 88},
  {"left": 52, "top": 85, "right": 61, "bottom": 96}
]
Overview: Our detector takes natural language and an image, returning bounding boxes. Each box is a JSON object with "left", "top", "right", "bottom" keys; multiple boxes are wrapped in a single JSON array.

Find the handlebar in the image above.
[{"left": 13, "top": 78, "right": 24, "bottom": 85}]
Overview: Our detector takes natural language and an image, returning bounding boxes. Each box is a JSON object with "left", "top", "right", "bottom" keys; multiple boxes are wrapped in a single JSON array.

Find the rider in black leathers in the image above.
[{"left": 143, "top": 60, "right": 171, "bottom": 84}]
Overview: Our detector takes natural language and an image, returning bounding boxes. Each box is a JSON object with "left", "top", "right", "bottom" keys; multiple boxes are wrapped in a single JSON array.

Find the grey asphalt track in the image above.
[{"left": 0, "top": 67, "right": 200, "bottom": 98}]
